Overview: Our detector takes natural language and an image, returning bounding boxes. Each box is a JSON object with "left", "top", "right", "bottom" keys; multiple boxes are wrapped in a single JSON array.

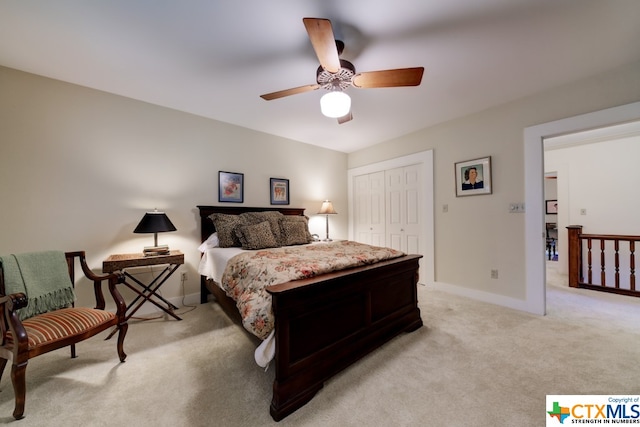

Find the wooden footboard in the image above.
[{"left": 267, "top": 254, "right": 422, "bottom": 421}]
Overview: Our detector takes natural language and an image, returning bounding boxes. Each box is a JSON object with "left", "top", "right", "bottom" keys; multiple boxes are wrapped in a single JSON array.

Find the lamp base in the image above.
[
  {"left": 143, "top": 245, "right": 170, "bottom": 256},
  {"left": 322, "top": 238, "right": 333, "bottom": 242}
]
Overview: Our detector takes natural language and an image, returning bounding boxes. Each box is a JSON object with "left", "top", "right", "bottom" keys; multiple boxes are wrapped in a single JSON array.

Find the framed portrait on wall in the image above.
[
  {"left": 455, "top": 156, "right": 492, "bottom": 197},
  {"left": 270, "top": 178, "right": 289, "bottom": 205},
  {"left": 546, "top": 200, "right": 558, "bottom": 214},
  {"left": 218, "top": 171, "right": 244, "bottom": 203}
]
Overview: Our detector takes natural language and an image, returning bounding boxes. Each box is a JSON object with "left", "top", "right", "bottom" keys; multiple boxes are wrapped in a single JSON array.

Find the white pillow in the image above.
[{"left": 198, "top": 232, "right": 219, "bottom": 252}]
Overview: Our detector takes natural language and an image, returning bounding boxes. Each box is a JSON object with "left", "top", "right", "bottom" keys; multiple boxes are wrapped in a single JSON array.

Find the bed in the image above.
[{"left": 197, "top": 205, "right": 423, "bottom": 421}]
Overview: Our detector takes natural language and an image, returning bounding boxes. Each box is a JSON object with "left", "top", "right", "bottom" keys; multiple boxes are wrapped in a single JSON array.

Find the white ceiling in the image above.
[{"left": 1, "top": 1, "right": 639, "bottom": 153}]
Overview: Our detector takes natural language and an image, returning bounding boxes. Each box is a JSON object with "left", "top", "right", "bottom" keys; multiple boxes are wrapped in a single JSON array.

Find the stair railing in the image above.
[{"left": 567, "top": 225, "right": 640, "bottom": 297}]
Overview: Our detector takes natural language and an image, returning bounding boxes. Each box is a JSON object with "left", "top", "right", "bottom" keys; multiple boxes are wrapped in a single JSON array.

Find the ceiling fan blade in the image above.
[
  {"left": 352, "top": 67, "right": 425, "bottom": 88},
  {"left": 303, "top": 18, "right": 341, "bottom": 74},
  {"left": 337, "top": 111, "right": 353, "bottom": 124},
  {"left": 260, "top": 84, "right": 320, "bottom": 101}
]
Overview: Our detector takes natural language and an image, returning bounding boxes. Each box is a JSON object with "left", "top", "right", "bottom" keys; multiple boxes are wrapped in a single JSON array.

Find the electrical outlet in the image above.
[
  {"left": 181, "top": 272, "right": 187, "bottom": 281},
  {"left": 491, "top": 269, "right": 499, "bottom": 279}
]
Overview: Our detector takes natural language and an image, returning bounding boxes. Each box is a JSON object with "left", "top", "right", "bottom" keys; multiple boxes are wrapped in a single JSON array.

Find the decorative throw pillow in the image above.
[
  {"left": 208, "top": 213, "right": 243, "bottom": 248},
  {"left": 279, "top": 215, "right": 313, "bottom": 246},
  {"left": 280, "top": 221, "right": 310, "bottom": 246},
  {"left": 239, "top": 211, "right": 284, "bottom": 246},
  {"left": 235, "top": 221, "right": 279, "bottom": 250}
]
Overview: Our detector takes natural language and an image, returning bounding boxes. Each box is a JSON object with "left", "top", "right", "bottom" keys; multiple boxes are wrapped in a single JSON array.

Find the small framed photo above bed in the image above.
[
  {"left": 270, "top": 178, "right": 290, "bottom": 205},
  {"left": 218, "top": 171, "right": 244, "bottom": 203},
  {"left": 454, "top": 156, "right": 492, "bottom": 197}
]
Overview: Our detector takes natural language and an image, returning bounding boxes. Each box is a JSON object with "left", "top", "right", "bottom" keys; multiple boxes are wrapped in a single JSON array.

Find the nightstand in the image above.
[{"left": 103, "top": 250, "right": 184, "bottom": 321}]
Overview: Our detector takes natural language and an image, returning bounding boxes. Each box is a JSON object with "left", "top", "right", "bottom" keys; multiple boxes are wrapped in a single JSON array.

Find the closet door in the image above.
[
  {"left": 354, "top": 171, "right": 386, "bottom": 246},
  {"left": 386, "top": 164, "right": 422, "bottom": 254}
]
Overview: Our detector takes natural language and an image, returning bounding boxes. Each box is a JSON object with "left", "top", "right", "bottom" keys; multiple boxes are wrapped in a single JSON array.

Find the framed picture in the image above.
[
  {"left": 546, "top": 200, "right": 558, "bottom": 214},
  {"left": 218, "top": 171, "right": 244, "bottom": 203},
  {"left": 270, "top": 178, "right": 289, "bottom": 205},
  {"left": 455, "top": 156, "right": 492, "bottom": 197}
]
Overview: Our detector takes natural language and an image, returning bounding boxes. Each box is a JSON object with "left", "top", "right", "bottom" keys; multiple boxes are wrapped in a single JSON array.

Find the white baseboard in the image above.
[{"left": 428, "top": 281, "right": 537, "bottom": 315}]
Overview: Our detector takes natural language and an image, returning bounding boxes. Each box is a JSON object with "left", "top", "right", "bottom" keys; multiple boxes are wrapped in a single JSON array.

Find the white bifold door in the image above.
[{"left": 353, "top": 164, "right": 422, "bottom": 255}]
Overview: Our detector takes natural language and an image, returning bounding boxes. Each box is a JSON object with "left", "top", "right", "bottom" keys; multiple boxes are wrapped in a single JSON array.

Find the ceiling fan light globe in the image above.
[{"left": 320, "top": 92, "right": 351, "bottom": 118}]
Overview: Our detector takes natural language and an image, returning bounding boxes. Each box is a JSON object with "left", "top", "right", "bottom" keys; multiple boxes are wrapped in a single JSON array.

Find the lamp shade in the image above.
[
  {"left": 320, "top": 92, "right": 351, "bottom": 118},
  {"left": 318, "top": 200, "right": 337, "bottom": 215},
  {"left": 134, "top": 211, "right": 176, "bottom": 234}
]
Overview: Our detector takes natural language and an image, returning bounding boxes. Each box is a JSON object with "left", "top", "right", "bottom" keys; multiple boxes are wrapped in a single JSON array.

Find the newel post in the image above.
[{"left": 566, "top": 225, "right": 583, "bottom": 288}]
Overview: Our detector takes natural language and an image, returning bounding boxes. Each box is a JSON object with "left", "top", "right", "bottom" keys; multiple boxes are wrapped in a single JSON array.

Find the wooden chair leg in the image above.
[
  {"left": 11, "top": 361, "right": 27, "bottom": 420},
  {"left": 117, "top": 323, "right": 128, "bottom": 362}
]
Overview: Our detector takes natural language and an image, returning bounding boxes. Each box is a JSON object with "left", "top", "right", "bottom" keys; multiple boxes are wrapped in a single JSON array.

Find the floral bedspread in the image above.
[{"left": 221, "top": 241, "right": 404, "bottom": 340}]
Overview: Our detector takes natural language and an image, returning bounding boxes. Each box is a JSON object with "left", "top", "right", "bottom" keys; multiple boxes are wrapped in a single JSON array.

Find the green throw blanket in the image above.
[{"left": 0, "top": 251, "right": 76, "bottom": 320}]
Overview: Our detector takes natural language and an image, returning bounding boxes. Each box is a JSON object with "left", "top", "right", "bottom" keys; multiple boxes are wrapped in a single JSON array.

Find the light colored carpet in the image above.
[{"left": 1, "top": 262, "right": 638, "bottom": 426}]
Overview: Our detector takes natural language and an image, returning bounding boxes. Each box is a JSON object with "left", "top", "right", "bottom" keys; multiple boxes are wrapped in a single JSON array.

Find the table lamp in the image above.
[
  {"left": 133, "top": 209, "right": 176, "bottom": 256},
  {"left": 317, "top": 200, "right": 337, "bottom": 241}
]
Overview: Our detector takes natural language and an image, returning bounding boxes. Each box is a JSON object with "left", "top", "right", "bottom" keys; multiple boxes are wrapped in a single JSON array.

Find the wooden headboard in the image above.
[{"left": 197, "top": 205, "right": 306, "bottom": 242}]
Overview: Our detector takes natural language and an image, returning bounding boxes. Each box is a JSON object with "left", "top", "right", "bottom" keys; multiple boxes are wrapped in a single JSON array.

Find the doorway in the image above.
[
  {"left": 524, "top": 101, "right": 640, "bottom": 315},
  {"left": 543, "top": 172, "right": 558, "bottom": 262}
]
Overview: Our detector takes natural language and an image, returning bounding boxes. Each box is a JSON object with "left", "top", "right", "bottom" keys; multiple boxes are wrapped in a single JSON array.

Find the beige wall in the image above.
[
  {"left": 0, "top": 66, "right": 348, "bottom": 307},
  {"left": 348, "top": 60, "right": 640, "bottom": 304},
  {"left": 3, "top": 59, "right": 640, "bottom": 315},
  {"left": 546, "top": 133, "right": 640, "bottom": 235}
]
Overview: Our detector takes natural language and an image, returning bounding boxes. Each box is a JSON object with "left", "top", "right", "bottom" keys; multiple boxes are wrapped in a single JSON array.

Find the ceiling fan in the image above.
[{"left": 260, "top": 18, "right": 424, "bottom": 124}]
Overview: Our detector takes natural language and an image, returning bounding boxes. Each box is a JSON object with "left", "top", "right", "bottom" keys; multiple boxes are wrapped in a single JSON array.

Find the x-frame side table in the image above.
[{"left": 103, "top": 251, "right": 185, "bottom": 322}]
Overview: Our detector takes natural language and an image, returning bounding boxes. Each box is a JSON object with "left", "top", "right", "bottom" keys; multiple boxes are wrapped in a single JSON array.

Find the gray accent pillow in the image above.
[{"left": 235, "top": 221, "right": 279, "bottom": 250}]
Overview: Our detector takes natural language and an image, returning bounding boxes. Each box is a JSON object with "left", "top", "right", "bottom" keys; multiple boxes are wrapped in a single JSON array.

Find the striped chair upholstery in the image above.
[{"left": 4, "top": 307, "right": 116, "bottom": 350}]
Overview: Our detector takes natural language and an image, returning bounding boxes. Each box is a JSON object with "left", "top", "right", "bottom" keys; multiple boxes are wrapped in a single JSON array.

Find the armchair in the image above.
[{"left": 0, "top": 250, "right": 128, "bottom": 419}]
